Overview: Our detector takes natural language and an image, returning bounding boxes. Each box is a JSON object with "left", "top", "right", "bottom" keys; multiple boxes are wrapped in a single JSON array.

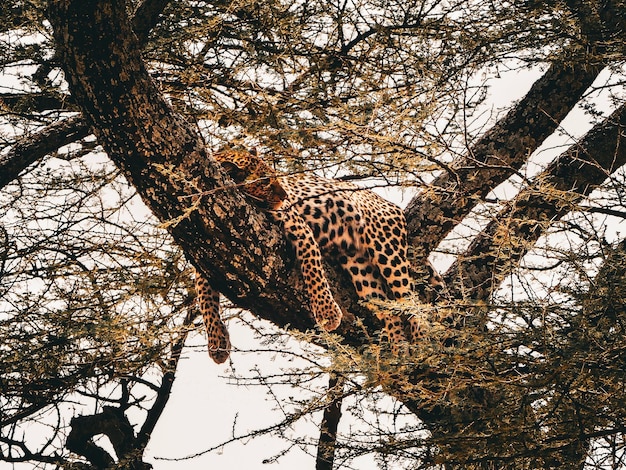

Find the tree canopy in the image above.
[{"left": 1, "top": 0, "right": 626, "bottom": 468}]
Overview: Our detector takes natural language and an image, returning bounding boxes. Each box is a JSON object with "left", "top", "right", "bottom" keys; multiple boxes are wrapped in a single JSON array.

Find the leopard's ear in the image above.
[{"left": 219, "top": 160, "right": 248, "bottom": 183}]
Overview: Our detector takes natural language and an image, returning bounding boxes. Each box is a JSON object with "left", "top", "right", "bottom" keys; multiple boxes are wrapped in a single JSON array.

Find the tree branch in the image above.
[
  {"left": 0, "top": 115, "right": 90, "bottom": 190},
  {"left": 315, "top": 374, "right": 344, "bottom": 470},
  {"left": 136, "top": 301, "right": 195, "bottom": 449},
  {"left": 132, "top": 0, "right": 172, "bottom": 46},
  {"left": 445, "top": 102, "right": 626, "bottom": 300},
  {"left": 0, "top": 0, "right": 172, "bottom": 190},
  {"left": 66, "top": 406, "right": 151, "bottom": 469},
  {"left": 404, "top": 58, "right": 603, "bottom": 258},
  {"left": 45, "top": 0, "right": 374, "bottom": 344}
]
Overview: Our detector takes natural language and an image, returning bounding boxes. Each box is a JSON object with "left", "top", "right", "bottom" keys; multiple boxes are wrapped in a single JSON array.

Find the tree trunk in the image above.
[{"left": 45, "top": 2, "right": 626, "bottom": 468}]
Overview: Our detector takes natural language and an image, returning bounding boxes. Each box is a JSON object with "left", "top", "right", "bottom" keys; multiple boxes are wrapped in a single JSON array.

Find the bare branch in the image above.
[
  {"left": 0, "top": 115, "right": 90, "bottom": 190},
  {"left": 315, "top": 374, "right": 344, "bottom": 470}
]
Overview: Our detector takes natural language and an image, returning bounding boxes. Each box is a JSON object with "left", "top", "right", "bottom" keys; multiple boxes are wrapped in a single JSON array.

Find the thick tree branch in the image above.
[
  {"left": 404, "top": 59, "right": 603, "bottom": 258},
  {"left": 45, "top": 0, "right": 374, "bottom": 345},
  {"left": 0, "top": 115, "right": 90, "bottom": 190},
  {"left": 445, "top": 102, "right": 626, "bottom": 300},
  {"left": 0, "top": 0, "right": 172, "bottom": 190},
  {"left": 66, "top": 406, "right": 151, "bottom": 469},
  {"left": 132, "top": 0, "right": 172, "bottom": 46}
]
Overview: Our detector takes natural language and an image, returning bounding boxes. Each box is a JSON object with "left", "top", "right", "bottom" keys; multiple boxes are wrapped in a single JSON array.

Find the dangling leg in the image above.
[
  {"left": 194, "top": 271, "right": 231, "bottom": 364},
  {"left": 362, "top": 221, "right": 421, "bottom": 343},
  {"left": 278, "top": 207, "right": 343, "bottom": 331}
]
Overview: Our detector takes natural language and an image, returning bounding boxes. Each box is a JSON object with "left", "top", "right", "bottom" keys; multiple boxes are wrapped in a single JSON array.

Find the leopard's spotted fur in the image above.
[{"left": 196, "top": 149, "right": 444, "bottom": 363}]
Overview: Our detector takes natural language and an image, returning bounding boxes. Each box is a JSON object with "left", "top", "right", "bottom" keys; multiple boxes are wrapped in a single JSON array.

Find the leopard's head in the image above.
[{"left": 214, "top": 148, "right": 287, "bottom": 210}]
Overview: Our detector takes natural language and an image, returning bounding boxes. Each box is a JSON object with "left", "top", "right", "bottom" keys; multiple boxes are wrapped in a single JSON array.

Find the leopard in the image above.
[
  {"left": 195, "top": 148, "right": 342, "bottom": 363},
  {"left": 195, "top": 148, "right": 444, "bottom": 363}
]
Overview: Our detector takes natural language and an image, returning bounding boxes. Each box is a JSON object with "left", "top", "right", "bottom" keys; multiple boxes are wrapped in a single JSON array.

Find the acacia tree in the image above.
[{"left": 1, "top": 0, "right": 626, "bottom": 468}]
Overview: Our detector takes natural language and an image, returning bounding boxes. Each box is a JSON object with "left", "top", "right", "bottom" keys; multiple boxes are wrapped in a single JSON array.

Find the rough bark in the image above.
[
  {"left": 0, "top": 116, "right": 90, "bottom": 190},
  {"left": 0, "top": 0, "right": 171, "bottom": 190},
  {"left": 43, "top": 1, "right": 626, "bottom": 467},
  {"left": 45, "top": 0, "right": 374, "bottom": 341},
  {"left": 315, "top": 374, "right": 343, "bottom": 470}
]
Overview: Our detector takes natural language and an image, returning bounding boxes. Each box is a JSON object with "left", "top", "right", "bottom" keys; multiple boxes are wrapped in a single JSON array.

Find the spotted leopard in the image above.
[{"left": 196, "top": 148, "right": 443, "bottom": 363}]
